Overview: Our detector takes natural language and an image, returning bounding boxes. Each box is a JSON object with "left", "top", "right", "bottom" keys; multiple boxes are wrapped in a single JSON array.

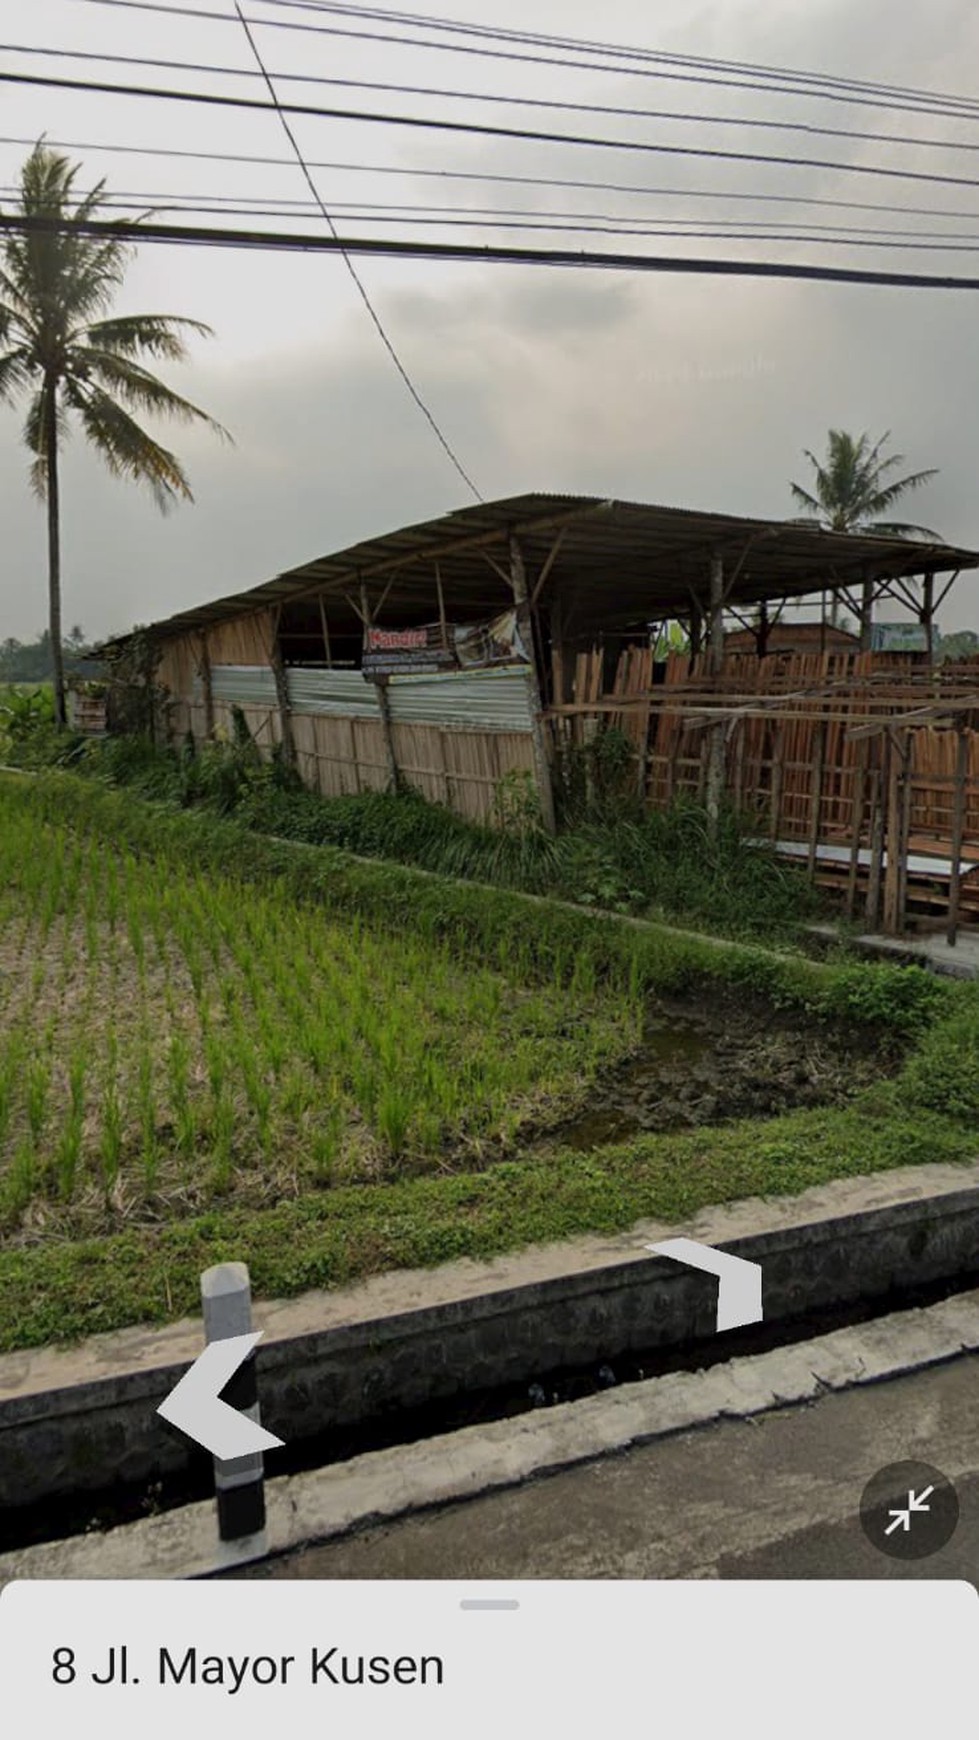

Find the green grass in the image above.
[
  {"left": 0, "top": 779, "right": 639, "bottom": 1238},
  {"left": 1, "top": 1092, "right": 974, "bottom": 1351},
  {"left": 0, "top": 769, "right": 976, "bottom": 1354},
  {"left": 15, "top": 725, "right": 820, "bottom": 939}
]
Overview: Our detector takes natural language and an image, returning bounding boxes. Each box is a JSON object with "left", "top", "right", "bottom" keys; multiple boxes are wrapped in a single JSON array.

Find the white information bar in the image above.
[{"left": 1, "top": 1579, "right": 973, "bottom": 1739}]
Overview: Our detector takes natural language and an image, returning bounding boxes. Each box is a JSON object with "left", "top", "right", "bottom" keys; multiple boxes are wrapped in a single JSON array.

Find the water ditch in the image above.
[
  {"left": 6, "top": 1260, "right": 979, "bottom": 1558},
  {"left": 0, "top": 993, "right": 957, "bottom": 1560}
]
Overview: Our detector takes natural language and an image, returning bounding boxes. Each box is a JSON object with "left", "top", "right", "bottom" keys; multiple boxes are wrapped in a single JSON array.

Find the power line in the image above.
[
  {"left": 10, "top": 39, "right": 979, "bottom": 154},
  {"left": 7, "top": 211, "right": 979, "bottom": 287},
  {"left": 230, "top": 0, "right": 481, "bottom": 500},
  {"left": 15, "top": 186, "right": 979, "bottom": 247},
  {"left": 251, "top": 0, "right": 979, "bottom": 118},
  {"left": 9, "top": 69, "right": 979, "bottom": 192},
  {"left": 68, "top": 0, "right": 979, "bottom": 122},
  {"left": 5, "top": 131, "right": 979, "bottom": 223}
]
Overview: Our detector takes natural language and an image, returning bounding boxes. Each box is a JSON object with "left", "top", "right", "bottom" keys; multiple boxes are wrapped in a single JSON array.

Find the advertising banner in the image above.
[{"left": 363, "top": 610, "right": 529, "bottom": 679}]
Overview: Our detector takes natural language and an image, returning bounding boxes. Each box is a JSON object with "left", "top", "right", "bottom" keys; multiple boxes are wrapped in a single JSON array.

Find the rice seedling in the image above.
[
  {"left": 3, "top": 1138, "right": 37, "bottom": 1223},
  {"left": 0, "top": 775, "right": 641, "bottom": 1237},
  {"left": 208, "top": 1091, "right": 236, "bottom": 1195},
  {"left": 308, "top": 1093, "right": 344, "bottom": 1187},
  {"left": 25, "top": 1057, "right": 51, "bottom": 1149},
  {"left": 55, "top": 1056, "right": 86, "bottom": 1204},
  {"left": 137, "top": 1046, "right": 159, "bottom": 1196}
]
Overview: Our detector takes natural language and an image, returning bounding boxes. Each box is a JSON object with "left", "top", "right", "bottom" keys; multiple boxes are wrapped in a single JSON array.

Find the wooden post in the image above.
[
  {"left": 198, "top": 630, "right": 215, "bottom": 740},
  {"left": 882, "top": 730, "right": 903, "bottom": 933},
  {"left": 509, "top": 533, "right": 557, "bottom": 834},
  {"left": 947, "top": 724, "right": 969, "bottom": 945},
  {"left": 846, "top": 739, "right": 868, "bottom": 918},
  {"left": 318, "top": 596, "right": 333, "bottom": 668},
  {"left": 375, "top": 677, "right": 400, "bottom": 793},
  {"left": 895, "top": 730, "right": 913, "bottom": 934},
  {"left": 361, "top": 581, "right": 401, "bottom": 794},
  {"left": 807, "top": 721, "right": 827, "bottom": 879},
  {"left": 704, "top": 551, "right": 726, "bottom": 832},
  {"left": 731, "top": 718, "right": 745, "bottom": 815},
  {"left": 755, "top": 600, "right": 770, "bottom": 659},
  {"left": 435, "top": 562, "right": 450, "bottom": 654},
  {"left": 269, "top": 606, "right": 296, "bottom": 767},
  {"left": 860, "top": 574, "right": 875, "bottom": 653},
  {"left": 921, "top": 572, "right": 936, "bottom": 665},
  {"left": 769, "top": 724, "right": 784, "bottom": 840},
  {"left": 666, "top": 720, "right": 682, "bottom": 805},
  {"left": 550, "top": 593, "right": 565, "bottom": 710},
  {"left": 865, "top": 753, "right": 886, "bottom": 931},
  {"left": 689, "top": 599, "right": 703, "bottom": 658}
]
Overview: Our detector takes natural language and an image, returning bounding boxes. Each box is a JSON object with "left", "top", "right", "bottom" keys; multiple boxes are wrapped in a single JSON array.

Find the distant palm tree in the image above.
[
  {"left": 0, "top": 142, "right": 229, "bottom": 724},
  {"left": 790, "top": 430, "right": 940, "bottom": 645}
]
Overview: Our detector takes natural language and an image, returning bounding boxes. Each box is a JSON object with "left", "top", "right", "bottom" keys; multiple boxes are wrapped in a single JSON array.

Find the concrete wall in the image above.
[{"left": 3, "top": 1166, "right": 979, "bottom": 1525}]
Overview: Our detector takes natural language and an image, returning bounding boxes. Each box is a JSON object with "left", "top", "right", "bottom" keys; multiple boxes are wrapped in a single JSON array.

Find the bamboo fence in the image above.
[{"left": 547, "top": 646, "right": 979, "bottom": 935}]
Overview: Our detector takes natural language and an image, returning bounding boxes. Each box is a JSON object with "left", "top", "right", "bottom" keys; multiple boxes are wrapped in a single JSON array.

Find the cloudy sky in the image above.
[{"left": 3, "top": 0, "right": 979, "bottom": 642}]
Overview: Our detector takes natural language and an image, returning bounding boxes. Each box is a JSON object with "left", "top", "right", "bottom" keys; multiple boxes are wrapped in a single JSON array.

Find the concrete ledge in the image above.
[
  {"left": 3, "top": 1285, "right": 978, "bottom": 1583},
  {"left": 3, "top": 1159, "right": 979, "bottom": 1518}
]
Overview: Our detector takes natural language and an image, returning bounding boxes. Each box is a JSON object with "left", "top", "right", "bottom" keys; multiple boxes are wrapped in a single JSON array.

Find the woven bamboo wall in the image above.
[
  {"left": 206, "top": 611, "right": 274, "bottom": 666},
  {"left": 145, "top": 631, "right": 538, "bottom": 823},
  {"left": 290, "top": 712, "right": 534, "bottom": 817}
]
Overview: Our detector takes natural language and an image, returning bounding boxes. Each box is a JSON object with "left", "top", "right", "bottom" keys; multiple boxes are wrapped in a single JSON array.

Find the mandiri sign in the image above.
[{"left": 363, "top": 610, "right": 529, "bottom": 679}]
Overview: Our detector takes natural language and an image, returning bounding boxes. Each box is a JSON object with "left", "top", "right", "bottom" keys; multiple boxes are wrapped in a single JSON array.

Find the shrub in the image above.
[{"left": 899, "top": 1004, "right": 979, "bottom": 1119}]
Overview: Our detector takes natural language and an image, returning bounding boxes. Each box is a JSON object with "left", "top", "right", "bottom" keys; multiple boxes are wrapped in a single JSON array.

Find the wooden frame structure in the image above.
[{"left": 99, "top": 493, "right": 979, "bottom": 928}]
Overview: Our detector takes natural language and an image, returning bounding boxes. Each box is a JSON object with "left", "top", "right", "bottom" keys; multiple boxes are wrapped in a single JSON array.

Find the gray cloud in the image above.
[{"left": 3, "top": 0, "right": 979, "bottom": 641}]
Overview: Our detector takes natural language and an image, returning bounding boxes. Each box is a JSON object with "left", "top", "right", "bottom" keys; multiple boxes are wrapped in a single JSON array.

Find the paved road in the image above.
[{"left": 251, "top": 1352, "right": 979, "bottom": 1583}]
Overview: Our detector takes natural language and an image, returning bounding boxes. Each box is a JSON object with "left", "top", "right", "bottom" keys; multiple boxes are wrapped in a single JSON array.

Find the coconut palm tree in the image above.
[
  {"left": 0, "top": 142, "right": 229, "bottom": 724},
  {"left": 790, "top": 429, "right": 939, "bottom": 537},
  {"left": 789, "top": 429, "right": 940, "bottom": 645}
]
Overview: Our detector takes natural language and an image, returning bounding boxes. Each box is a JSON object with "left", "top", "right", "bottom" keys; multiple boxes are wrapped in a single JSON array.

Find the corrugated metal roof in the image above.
[{"left": 101, "top": 492, "right": 979, "bottom": 654}]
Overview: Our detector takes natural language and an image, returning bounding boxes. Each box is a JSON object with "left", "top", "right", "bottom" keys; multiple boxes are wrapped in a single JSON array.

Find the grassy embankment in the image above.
[
  {"left": 12, "top": 723, "right": 822, "bottom": 939},
  {"left": 0, "top": 770, "right": 976, "bottom": 1352}
]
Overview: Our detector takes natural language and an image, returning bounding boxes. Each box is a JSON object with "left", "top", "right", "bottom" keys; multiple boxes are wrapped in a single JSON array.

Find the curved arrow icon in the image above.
[
  {"left": 645, "top": 1238, "right": 763, "bottom": 1332},
  {"left": 157, "top": 1332, "right": 284, "bottom": 1459}
]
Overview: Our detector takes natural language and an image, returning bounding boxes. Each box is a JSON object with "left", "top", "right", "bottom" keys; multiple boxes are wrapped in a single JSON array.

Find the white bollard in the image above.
[{"left": 200, "top": 1262, "right": 268, "bottom": 1544}]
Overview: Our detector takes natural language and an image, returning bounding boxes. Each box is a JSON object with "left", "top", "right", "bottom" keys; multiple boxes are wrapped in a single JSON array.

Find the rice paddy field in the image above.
[
  {"left": 1, "top": 769, "right": 976, "bottom": 1352},
  {"left": 0, "top": 781, "right": 639, "bottom": 1243}
]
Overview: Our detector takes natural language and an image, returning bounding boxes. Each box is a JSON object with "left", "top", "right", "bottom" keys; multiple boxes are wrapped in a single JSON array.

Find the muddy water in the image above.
[{"left": 556, "top": 989, "right": 900, "bottom": 1150}]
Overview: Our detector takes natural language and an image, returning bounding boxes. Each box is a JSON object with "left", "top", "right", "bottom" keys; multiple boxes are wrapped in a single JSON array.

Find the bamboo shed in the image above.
[{"left": 100, "top": 492, "right": 979, "bottom": 934}]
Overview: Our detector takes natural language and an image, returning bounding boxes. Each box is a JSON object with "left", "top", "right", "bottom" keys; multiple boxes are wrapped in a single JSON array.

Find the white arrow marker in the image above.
[
  {"left": 157, "top": 1332, "right": 284, "bottom": 1460},
  {"left": 885, "top": 1485, "right": 934, "bottom": 1536},
  {"left": 645, "top": 1238, "right": 763, "bottom": 1332}
]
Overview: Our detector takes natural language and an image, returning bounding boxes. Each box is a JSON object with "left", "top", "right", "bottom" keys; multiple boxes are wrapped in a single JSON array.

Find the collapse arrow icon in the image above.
[
  {"left": 885, "top": 1485, "right": 935, "bottom": 1536},
  {"left": 645, "top": 1237, "right": 764, "bottom": 1332},
  {"left": 157, "top": 1331, "right": 284, "bottom": 1459}
]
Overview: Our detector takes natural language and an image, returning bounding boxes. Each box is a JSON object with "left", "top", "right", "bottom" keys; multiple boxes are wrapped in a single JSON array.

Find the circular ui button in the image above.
[{"left": 860, "top": 1460, "right": 959, "bottom": 1561}]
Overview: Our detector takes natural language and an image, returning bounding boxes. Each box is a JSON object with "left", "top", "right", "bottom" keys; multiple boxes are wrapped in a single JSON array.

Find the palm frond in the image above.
[
  {"left": 71, "top": 348, "right": 232, "bottom": 442},
  {"left": 864, "top": 519, "right": 944, "bottom": 541},
  {"left": 0, "top": 345, "right": 32, "bottom": 403},
  {"left": 788, "top": 483, "right": 821, "bottom": 515},
  {"left": 80, "top": 313, "right": 216, "bottom": 362},
  {"left": 63, "top": 379, "right": 195, "bottom": 511}
]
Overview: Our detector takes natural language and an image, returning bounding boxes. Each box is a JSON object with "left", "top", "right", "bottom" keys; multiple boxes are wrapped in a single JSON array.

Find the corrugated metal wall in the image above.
[
  {"left": 184, "top": 663, "right": 535, "bottom": 821},
  {"left": 198, "top": 664, "right": 533, "bottom": 731}
]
